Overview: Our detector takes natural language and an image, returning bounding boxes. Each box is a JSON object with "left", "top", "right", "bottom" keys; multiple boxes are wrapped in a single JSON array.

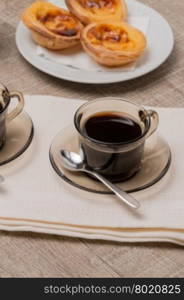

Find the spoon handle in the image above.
[{"left": 87, "top": 170, "right": 140, "bottom": 209}]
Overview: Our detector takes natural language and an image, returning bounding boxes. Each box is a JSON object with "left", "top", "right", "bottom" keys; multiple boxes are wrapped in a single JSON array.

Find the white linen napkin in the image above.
[
  {"left": 0, "top": 95, "right": 184, "bottom": 246},
  {"left": 36, "top": 0, "right": 150, "bottom": 72}
]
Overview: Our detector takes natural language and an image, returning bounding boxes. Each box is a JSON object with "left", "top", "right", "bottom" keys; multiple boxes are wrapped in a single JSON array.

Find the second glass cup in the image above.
[{"left": 74, "top": 98, "right": 159, "bottom": 183}]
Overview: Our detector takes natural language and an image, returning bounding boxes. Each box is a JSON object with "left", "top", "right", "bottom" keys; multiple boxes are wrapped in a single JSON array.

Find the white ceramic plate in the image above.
[{"left": 16, "top": 0, "right": 174, "bottom": 84}]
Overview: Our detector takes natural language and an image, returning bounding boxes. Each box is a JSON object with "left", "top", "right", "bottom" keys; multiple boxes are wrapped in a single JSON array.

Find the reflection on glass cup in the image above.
[
  {"left": 0, "top": 83, "right": 24, "bottom": 149},
  {"left": 74, "top": 98, "right": 159, "bottom": 183}
]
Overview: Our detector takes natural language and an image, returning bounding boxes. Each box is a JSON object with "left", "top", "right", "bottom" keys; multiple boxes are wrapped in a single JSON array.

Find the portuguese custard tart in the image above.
[
  {"left": 81, "top": 22, "right": 147, "bottom": 67},
  {"left": 22, "top": 1, "right": 83, "bottom": 50},
  {"left": 65, "top": 0, "right": 127, "bottom": 25}
]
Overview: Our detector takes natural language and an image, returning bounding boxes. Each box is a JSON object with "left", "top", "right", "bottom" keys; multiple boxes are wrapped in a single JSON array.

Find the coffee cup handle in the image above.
[
  {"left": 7, "top": 91, "right": 24, "bottom": 123},
  {"left": 145, "top": 110, "right": 159, "bottom": 139}
]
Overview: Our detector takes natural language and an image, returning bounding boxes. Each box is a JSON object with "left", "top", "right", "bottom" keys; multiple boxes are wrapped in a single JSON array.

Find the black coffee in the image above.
[
  {"left": 0, "top": 103, "right": 4, "bottom": 112},
  {"left": 81, "top": 112, "right": 144, "bottom": 182},
  {"left": 84, "top": 113, "right": 142, "bottom": 143}
]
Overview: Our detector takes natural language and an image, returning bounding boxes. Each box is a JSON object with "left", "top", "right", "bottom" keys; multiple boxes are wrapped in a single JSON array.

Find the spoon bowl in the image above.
[{"left": 60, "top": 150, "right": 84, "bottom": 171}]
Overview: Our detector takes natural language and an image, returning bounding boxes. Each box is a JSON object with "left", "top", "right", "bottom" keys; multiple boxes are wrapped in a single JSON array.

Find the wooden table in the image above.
[{"left": 0, "top": 0, "right": 184, "bottom": 278}]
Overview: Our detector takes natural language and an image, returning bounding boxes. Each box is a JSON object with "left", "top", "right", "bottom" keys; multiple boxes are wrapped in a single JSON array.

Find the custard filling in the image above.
[
  {"left": 39, "top": 13, "right": 79, "bottom": 37},
  {"left": 87, "top": 25, "right": 135, "bottom": 51},
  {"left": 78, "top": 0, "right": 116, "bottom": 14}
]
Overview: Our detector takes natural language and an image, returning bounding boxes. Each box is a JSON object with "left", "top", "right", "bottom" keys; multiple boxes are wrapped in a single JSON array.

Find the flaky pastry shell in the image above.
[
  {"left": 65, "top": 0, "right": 127, "bottom": 25},
  {"left": 22, "top": 1, "right": 83, "bottom": 50},
  {"left": 81, "top": 22, "right": 147, "bottom": 67}
]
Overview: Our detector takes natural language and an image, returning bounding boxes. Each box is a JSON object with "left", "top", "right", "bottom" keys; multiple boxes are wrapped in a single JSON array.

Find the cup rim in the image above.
[{"left": 74, "top": 97, "right": 151, "bottom": 146}]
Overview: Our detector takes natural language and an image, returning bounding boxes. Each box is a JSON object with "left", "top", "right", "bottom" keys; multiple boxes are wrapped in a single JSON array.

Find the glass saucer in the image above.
[
  {"left": 0, "top": 111, "right": 34, "bottom": 165},
  {"left": 49, "top": 125, "right": 171, "bottom": 194}
]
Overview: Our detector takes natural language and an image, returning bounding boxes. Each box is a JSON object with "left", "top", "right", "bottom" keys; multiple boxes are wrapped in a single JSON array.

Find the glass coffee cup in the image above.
[
  {"left": 74, "top": 98, "right": 159, "bottom": 183},
  {"left": 0, "top": 83, "right": 24, "bottom": 149}
]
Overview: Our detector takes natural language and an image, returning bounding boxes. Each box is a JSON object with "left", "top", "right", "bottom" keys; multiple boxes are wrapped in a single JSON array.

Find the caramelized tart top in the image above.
[
  {"left": 22, "top": 2, "right": 82, "bottom": 38},
  {"left": 87, "top": 23, "right": 138, "bottom": 51},
  {"left": 78, "top": 0, "right": 117, "bottom": 14}
]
